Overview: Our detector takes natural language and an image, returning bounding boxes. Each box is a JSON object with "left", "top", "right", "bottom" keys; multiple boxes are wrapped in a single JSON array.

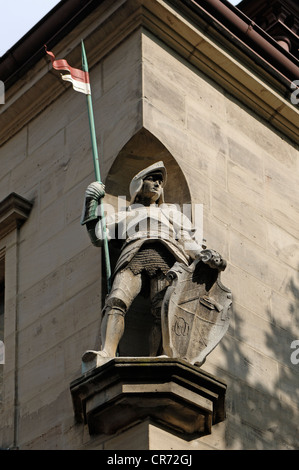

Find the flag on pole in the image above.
[
  {"left": 45, "top": 47, "right": 91, "bottom": 95},
  {"left": 45, "top": 42, "right": 112, "bottom": 292}
]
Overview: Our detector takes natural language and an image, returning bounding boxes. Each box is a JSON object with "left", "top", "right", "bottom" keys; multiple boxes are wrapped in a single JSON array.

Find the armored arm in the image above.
[
  {"left": 81, "top": 182, "right": 105, "bottom": 246},
  {"left": 170, "top": 208, "right": 226, "bottom": 270},
  {"left": 171, "top": 207, "right": 203, "bottom": 259}
]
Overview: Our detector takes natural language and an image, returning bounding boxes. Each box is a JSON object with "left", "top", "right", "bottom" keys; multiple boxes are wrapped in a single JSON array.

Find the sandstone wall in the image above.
[
  {"left": 140, "top": 31, "right": 299, "bottom": 450},
  {"left": 0, "top": 20, "right": 298, "bottom": 450}
]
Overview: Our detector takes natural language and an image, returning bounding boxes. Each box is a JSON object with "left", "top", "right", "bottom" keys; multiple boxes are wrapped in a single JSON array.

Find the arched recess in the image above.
[
  {"left": 102, "top": 128, "right": 192, "bottom": 357},
  {"left": 104, "top": 128, "right": 191, "bottom": 206}
]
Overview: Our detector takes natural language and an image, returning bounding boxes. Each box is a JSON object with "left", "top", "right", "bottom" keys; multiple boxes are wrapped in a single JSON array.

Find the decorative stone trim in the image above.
[{"left": 0, "top": 193, "right": 33, "bottom": 240}]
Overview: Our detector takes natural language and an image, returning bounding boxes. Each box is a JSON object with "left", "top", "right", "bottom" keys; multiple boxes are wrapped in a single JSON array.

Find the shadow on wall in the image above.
[
  {"left": 87, "top": 125, "right": 299, "bottom": 448},
  {"left": 215, "top": 266, "right": 299, "bottom": 449}
]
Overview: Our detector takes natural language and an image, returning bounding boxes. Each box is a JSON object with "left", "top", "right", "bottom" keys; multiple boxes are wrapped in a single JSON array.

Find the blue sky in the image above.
[
  {"left": 0, "top": 0, "right": 242, "bottom": 57},
  {"left": 0, "top": 0, "right": 61, "bottom": 56}
]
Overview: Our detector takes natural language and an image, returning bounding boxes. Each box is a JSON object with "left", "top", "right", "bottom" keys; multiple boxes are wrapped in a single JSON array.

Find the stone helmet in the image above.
[{"left": 129, "top": 161, "right": 167, "bottom": 205}]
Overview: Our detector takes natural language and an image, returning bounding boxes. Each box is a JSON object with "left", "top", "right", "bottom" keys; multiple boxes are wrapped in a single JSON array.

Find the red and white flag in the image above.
[{"left": 46, "top": 48, "right": 91, "bottom": 95}]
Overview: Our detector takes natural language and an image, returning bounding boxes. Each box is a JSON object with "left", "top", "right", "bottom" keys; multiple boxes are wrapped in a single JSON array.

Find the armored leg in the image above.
[
  {"left": 99, "top": 299, "right": 127, "bottom": 357},
  {"left": 149, "top": 274, "right": 170, "bottom": 356},
  {"left": 100, "top": 269, "right": 143, "bottom": 357}
]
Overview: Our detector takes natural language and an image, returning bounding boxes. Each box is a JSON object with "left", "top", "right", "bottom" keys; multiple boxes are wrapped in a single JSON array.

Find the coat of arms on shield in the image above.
[{"left": 161, "top": 250, "right": 232, "bottom": 367}]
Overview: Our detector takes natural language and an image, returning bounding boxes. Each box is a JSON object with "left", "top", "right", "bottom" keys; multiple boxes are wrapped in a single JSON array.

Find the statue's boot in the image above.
[
  {"left": 82, "top": 307, "right": 125, "bottom": 363},
  {"left": 100, "top": 307, "right": 125, "bottom": 356}
]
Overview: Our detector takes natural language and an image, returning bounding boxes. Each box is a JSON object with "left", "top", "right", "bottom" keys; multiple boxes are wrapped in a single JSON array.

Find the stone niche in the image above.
[
  {"left": 101, "top": 129, "right": 193, "bottom": 357},
  {"left": 70, "top": 357, "right": 226, "bottom": 439},
  {"left": 71, "top": 130, "right": 228, "bottom": 442}
]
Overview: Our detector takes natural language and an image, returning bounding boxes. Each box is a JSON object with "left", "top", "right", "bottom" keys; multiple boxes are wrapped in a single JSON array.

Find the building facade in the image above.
[{"left": 0, "top": 0, "right": 298, "bottom": 450}]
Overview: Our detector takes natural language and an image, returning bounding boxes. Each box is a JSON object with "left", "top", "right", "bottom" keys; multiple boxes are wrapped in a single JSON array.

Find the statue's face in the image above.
[{"left": 140, "top": 172, "right": 163, "bottom": 203}]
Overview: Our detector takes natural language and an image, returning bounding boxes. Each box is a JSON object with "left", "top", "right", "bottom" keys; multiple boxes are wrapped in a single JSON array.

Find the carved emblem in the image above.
[{"left": 161, "top": 256, "right": 232, "bottom": 366}]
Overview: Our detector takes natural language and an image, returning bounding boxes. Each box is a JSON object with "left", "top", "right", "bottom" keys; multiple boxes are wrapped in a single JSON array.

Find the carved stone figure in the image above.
[{"left": 81, "top": 161, "right": 230, "bottom": 365}]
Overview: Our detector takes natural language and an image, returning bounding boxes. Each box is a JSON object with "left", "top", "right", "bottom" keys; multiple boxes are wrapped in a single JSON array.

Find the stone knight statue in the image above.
[{"left": 81, "top": 161, "right": 229, "bottom": 365}]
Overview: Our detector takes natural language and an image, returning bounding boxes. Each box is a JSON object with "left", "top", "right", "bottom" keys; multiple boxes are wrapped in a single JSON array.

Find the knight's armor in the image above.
[
  {"left": 81, "top": 162, "right": 229, "bottom": 361},
  {"left": 81, "top": 162, "right": 202, "bottom": 276},
  {"left": 81, "top": 162, "right": 203, "bottom": 340}
]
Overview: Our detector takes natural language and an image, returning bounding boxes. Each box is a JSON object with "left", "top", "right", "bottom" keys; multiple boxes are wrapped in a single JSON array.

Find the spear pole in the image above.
[{"left": 81, "top": 40, "right": 111, "bottom": 293}]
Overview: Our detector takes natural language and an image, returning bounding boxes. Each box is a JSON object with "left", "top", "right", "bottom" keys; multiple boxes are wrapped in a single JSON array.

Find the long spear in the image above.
[
  {"left": 81, "top": 40, "right": 111, "bottom": 293},
  {"left": 45, "top": 43, "right": 111, "bottom": 292}
]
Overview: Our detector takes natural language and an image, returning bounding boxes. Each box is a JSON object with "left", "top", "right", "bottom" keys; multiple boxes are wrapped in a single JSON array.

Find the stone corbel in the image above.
[{"left": 70, "top": 357, "right": 227, "bottom": 438}]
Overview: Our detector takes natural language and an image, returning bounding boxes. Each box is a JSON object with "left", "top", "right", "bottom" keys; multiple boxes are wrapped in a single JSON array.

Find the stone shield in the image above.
[{"left": 161, "top": 259, "right": 232, "bottom": 366}]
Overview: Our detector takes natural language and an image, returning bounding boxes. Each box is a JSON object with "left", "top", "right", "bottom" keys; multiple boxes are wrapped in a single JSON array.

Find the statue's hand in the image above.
[
  {"left": 198, "top": 249, "right": 227, "bottom": 271},
  {"left": 81, "top": 182, "right": 105, "bottom": 227},
  {"left": 85, "top": 181, "right": 105, "bottom": 200}
]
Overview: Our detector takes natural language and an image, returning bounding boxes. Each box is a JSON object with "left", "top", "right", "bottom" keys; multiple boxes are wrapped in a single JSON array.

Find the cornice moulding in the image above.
[{"left": 0, "top": 0, "right": 298, "bottom": 146}]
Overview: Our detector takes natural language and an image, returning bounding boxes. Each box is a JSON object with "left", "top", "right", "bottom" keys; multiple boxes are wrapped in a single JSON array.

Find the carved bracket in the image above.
[{"left": 70, "top": 357, "right": 227, "bottom": 439}]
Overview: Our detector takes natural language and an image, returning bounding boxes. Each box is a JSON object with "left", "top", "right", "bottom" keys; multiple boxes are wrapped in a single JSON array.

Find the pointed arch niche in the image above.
[
  {"left": 103, "top": 128, "right": 192, "bottom": 357},
  {"left": 105, "top": 128, "right": 191, "bottom": 207}
]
